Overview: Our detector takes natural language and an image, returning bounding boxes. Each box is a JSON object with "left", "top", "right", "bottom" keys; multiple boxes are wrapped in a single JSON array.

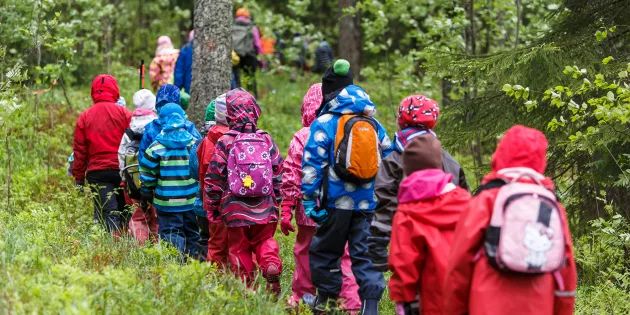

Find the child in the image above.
[
  {"left": 281, "top": 83, "right": 360, "bottom": 311},
  {"left": 72, "top": 75, "right": 132, "bottom": 235},
  {"left": 301, "top": 60, "right": 391, "bottom": 314},
  {"left": 190, "top": 94, "right": 229, "bottom": 263},
  {"left": 139, "top": 103, "right": 200, "bottom": 257},
  {"left": 388, "top": 135, "right": 471, "bottom": 315},
  {"left": 368, "top": 95, "right": 469, "bottom": 272},
  {"left": 119, "top": 89, "right": 158, "bottom": 245},
  {"left": 139, "top": 84, "right": 201, "bottom": 163},
  {"left": 205, "top": 88, "right": 284, "bottom": 295},
  {"left": 150, "top": 36, "right": 179, "bottom": 92},
  {"left": 443, "top": 125, "right": 577, "bottom": 315}
]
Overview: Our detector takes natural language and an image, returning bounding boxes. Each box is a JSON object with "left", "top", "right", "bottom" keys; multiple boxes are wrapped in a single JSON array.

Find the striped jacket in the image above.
[{"left": 139, "top": 140, "right": 197, "bottom": 212}]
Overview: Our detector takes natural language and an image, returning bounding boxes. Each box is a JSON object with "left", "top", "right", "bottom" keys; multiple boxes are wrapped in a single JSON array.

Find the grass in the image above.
[{"left": 1, "top": 64, "right": 629, "bottom": 314}]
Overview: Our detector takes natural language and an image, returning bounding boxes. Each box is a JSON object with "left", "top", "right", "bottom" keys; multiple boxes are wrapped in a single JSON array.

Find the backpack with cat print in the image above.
[
  {"left": 332, "top": 114, "right": 382, "bottom": 184},
  {"left": 121, "top": 129, "right": 143, "bottom": 200},
  {"left": 481, "top": 170, "right": 566, "bottom": 274},
  {"left": 227, "top": 130, "right": 274, "bottom": 198}
]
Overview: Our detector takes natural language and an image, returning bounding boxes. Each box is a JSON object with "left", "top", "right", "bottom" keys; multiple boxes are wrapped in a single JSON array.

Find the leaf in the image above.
[
  {"left": 607, "top": 91, "right": 616, "bottom": 101},
  {"left": 603, "top": 56, "right": 615, "bottom": 65}
]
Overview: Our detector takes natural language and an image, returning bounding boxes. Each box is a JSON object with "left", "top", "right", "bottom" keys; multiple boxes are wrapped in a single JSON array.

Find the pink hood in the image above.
[
  {"left": 302, "top": 83, "right": 322, "bottom": 127},
  {"left": 398, "top": 169, "right": 454, "bottom": 203}
]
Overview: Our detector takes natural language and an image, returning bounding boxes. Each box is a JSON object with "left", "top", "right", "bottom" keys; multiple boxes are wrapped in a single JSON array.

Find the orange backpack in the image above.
[{"left": 333, "top": 115, "right": 382, "bottom": 184}]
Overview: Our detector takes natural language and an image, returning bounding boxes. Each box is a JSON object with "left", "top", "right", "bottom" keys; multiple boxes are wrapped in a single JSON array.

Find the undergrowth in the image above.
[{"left": 0, "top": 66, "right": 627, "bottom": 313}]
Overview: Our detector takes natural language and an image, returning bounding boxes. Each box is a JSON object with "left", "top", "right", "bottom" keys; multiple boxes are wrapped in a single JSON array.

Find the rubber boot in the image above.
[
  {"left": 360, "top": 299, "right": 379, "bottom": 315},
  {"left": 265, "top": 263, "right": 281, "bottom": 297},
  {"left": 311, "top": 293, "right": 339, "bottom": 315}
]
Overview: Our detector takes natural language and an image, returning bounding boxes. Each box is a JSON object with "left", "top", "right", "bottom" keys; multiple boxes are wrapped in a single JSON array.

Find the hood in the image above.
[
  {"left": 207, "top": 124, "right": 229, "bottom": 143},
  {"left": 302, "top": 83, "right": 322, "bottom": 127},
  {"left": 398, "top": 169, "right": 466, "bottom": 229},
  {"left": 225, "top": 88, "right": 261, "bottom": 132},
  {"left": 399, "top": 169, "right": 454, "bottom": 203},
  {"left": 214, "top": 93, "right": 228, "bottom": 125},
  {"left": 133, "top": 89, "right": 156, "bottom": 111},
  {"left": 156, "top": 84, "right": 181, "bottom": 111},
  {"left": 130, "top": 112, "right": 156, "bottom": 134},
  {"left": 491, "top": 125, "right": 548, "bottom": 174},
  {"left": 205, "top": 100, "right": 216, "bottom": 123},
  {"left": 91, "top": 74, "right": 120, "bottom": 104},
  {"left": 156, "top": 103, "right": 193, "bottom": 149},
  {"left": 320, "top": 85, "right": 375, "bottom": 117}
]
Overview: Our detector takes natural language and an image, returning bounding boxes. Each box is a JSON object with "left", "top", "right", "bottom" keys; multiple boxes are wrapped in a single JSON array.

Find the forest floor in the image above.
[{"left": 0, "top": 66, "right": 627, "bottom": 313}]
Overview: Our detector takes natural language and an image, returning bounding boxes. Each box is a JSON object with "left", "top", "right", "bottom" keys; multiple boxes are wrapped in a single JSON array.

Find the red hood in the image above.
[
  {"left": 91, "top": 74, "right": 120, "bottom": 104},
  {"left": 491, "top": 125, "right": 548, "bottom": 174},
  {"left": 301, "top": 83, "right": 322, "bottom": 127},
  {"left": 207, "top": 124, "right": 229, "bottom": 143},
  {"left": 398, "top": 169, "right": 470, "bottom": 229}
]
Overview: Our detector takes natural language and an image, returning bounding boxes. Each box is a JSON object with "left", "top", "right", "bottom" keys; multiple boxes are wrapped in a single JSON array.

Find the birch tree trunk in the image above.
[
  {"left": 338, "top": 0, "right": 362, "bottom": 79},
  {"left": 190, "top": 0, "right": 233, "bottom": 125}
]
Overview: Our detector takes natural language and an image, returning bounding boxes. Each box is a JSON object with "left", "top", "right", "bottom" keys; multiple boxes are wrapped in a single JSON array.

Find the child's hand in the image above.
[
  {"left": 304, "top": 200, "right": 328, "bottom": 224},
  {"left": 280, "top": 206, "right": 295, "bottom": 235}
]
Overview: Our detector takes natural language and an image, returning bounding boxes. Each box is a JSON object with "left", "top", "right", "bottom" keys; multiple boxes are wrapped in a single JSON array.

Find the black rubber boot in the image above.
[
  {"left": 360, "top": 299, "right": 379, "bottom": 315},
  {"left": 309, "top": 293, "right": 339, "bottom": 315}
]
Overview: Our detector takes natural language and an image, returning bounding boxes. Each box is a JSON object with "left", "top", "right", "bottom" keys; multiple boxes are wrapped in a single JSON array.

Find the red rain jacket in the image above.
[
  {"left": 443, "top": 125, "right": 577, "bottom": 315},
  {"left": 388, "top": 169, "right": 471, "bottom": 315},
  {"left": 72, "top": 75, "right": 132, "bottom": 181},
  {"left": 198, "top": 124, "right": 229, "bottom": 222}
]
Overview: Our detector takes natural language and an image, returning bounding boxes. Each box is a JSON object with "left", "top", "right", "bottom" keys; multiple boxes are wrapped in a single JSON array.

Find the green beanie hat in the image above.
[
  {"left": 180, "top": 90, "right": 190, "bottom": 111},
  {"left": 205, "top": 100, "right": 216, "bottom": 123}
]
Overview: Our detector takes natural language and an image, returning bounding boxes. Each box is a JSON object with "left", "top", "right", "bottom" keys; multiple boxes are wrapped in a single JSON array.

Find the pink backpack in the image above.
[
  {"left": 227, "top": 130, "right": 274, "bottom": 198},
  {"left": 481, "top": 170, "right": 566, "bottom": 274}
]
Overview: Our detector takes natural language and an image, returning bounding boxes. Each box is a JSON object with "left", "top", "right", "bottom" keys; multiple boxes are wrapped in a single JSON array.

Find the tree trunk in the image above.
[
  {"left": 190, "top": 0, "right": 233, "bottom": 125},
  {"left": 338, "top": 0, "right": 362, "bottom": 79}
]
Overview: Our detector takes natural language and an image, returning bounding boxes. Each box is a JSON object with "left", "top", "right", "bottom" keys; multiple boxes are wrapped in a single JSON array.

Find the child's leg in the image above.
[
  {"left": 128, "top": 207, "right": 150, "bottom": 245},
  {"left": 227, "top": 226, "right": 255, "bottom": 282},
  {"left": 197, "top": 216, "right": 210, "bottom": 261},
  {"left": 156, "top": 211, "right": 187, "bottom": 253},
  {"left": 291, "top": 225, "right": 317, "bottom": 304},
  {"left": 208, "top": 221, "right": 229, "bottom": 267},
  {"left": 339, "top": 244, "right": 361, "bottom": 311},
  {"left": 182, "top": 210, "right": 200, "bottom": 257},
  {"left": 147, "top": 206, "right": 159, "bottom": 243},
  {"left": 250, "top": 223, "right": 282, "bottom": 294},
  {"left": 309, "top": 209, "right": 352, "bottom": 300},
  {"left": 347, "top": 211, "right": 385, "bottom": 302}
]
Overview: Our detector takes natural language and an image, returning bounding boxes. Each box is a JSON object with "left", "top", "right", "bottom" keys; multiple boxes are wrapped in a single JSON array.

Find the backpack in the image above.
[
  {"left": 121, "top": 129, "right": 143, "bottom": 200},
  {"left": 332, "top": 114, "right": 382, "bottom": 184},
  {"left": 227, "top": 130, "right": 274, "bottom": 198},
  {"left": 478, "top": 170, "right": 566, "bottom": 274},
  {"left": 232, "top": 20, "right": 255, "bottom": 57}
]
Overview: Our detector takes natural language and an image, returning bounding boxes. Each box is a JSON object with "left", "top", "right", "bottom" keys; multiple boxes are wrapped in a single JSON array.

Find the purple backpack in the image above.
[
  {"left": 227, "top": 130, "right": 274, "bottom": 197},
  {"left": 484, "top": 170, "right": 566, "bottom": 274}
]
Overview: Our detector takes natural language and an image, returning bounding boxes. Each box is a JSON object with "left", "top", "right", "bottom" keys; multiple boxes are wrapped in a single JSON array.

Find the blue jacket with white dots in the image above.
[{"left": 301, "top": 85, "right": 393, "bottom": 211}]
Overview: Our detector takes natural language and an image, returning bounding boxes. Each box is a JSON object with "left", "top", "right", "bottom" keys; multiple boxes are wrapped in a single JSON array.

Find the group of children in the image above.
[{"left": 72, "top": 59, "right": 577, "bottom": 315}]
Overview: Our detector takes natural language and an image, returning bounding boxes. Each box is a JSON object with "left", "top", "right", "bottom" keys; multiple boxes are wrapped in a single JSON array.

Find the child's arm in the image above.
[
  {"left": 388, "top": 211, "right": 426, "bottom": 303},
  {"left": 149, "top": 58, "right": 160, "bottom": 90},
  {"left": 375, "top": 120, "right": 393, "bottom": 158},
  {"left": 301, "top": 120, "right": 332, "bottom": 200},
  {"left": 71, "top": 114, "right": 88, "bottom": 183},
  {"left": 204, "top": 138, "right": 228, "bottom": 221},
  {"left": 270, "top": 138, "right": 284, "bottom": 206},
  {"left": 443, "top": 193, "right": 491, "bottom": 315},
  {"left": 281, "top": 135, "right": 303, "bottom": 208},
  {"left": 139, "top": 144, "right": 160, "bottom": 194},
  {"left": 554, "top": 205, "right": 577, "bottom": 315}
]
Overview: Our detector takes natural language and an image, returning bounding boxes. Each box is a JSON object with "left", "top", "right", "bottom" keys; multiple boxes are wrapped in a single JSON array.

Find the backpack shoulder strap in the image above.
[
  {"left": 473, "top": 178, "right": 508, "bottom": 196},
  {"left": 124, "top": 128, "right": 135, "bottom": 140}
]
